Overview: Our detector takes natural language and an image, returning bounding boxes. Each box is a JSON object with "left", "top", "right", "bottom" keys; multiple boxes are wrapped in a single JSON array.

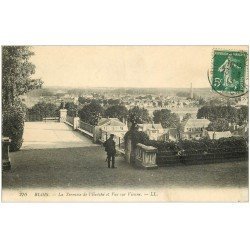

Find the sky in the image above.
[{"left": 31, "top": 46, "right": 247, "bottom": 89}]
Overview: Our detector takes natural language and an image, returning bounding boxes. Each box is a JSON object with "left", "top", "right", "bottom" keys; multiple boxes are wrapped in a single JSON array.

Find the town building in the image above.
[
  {"left": 96, "top": 118, "right": 128, "bottom": 144},
  {"left": 165, "top": 128, "right": 180, "bottom": 142},
  {"left": 231, "top": 124, "right": 248, "bottom": 138},
  {"left": 206, "top": 131, "right": 232, "bottom": 140},
  {"left": 182, "top": 118, "right": 210, "bottom": 140},
  {"left": 137, "top": 123, "right": 165, "bottom": 140}
]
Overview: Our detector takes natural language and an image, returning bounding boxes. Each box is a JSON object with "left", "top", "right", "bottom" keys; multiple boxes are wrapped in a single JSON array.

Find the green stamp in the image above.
[{"left": 211, "top": 50, "right": 248, "bottom": 95}]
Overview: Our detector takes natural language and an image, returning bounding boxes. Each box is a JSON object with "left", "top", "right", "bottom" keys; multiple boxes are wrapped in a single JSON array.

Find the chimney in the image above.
[{"left": 190, "top": 83, "right": 193, "bottom": 99}]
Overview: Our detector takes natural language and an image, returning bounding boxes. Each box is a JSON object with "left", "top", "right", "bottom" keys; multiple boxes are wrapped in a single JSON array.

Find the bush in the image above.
[
  {"left": 2, "top": 103, "right": 25, "bottom": 151},
  {"left": 145, "top": 137, "right": 248, "bottom": 155},
  {"left": 64, "top": 102, "right": 78, "bottom": 117},
  {"left": 79, "top": 102, "right": 104, "bottom": 125},
  {"left": 27, "top": 102, "right": 60, "bottom": 121},
  {"left": 147, "top": 140, "right": 179, "bottom": 152},
  {"left": 124, "top": 129, "right": 149, "bottom": 149}
]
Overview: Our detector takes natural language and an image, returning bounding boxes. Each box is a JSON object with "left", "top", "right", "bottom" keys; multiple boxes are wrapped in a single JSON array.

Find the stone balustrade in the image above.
[
  {"left": 135, "top": 143, "right": 158, "bottom": 169},
  {"left": 2, "top": 137, "right": 11, "bottom": 171},
  {"left": 59, "top": 109, "right": 67, "bottom": 123},
  {"left": 73, "top": 117, "right": 80, "bottom": 130}
]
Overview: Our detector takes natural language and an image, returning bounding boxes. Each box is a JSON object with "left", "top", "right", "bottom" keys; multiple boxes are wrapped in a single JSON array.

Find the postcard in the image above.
[{"left": 1, "top": 46, "right": 248, "bottom": 202}]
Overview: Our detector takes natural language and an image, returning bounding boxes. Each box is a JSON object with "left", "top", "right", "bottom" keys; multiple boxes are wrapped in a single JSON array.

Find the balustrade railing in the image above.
[
  {"left": 79, "top": 121, "right": 94, "bottom": 135},
  {"left": 66, "top": 115, "right": 74, "bottom": 125},
  {"left": 135, "top": 143, "right": 158, "bottom": 168},
  {"left": 101, "top": 131, "right": 125, "bottom": 152}
]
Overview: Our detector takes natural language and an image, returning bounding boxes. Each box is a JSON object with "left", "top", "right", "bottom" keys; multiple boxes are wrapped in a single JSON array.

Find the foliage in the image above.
[
  {"left": 104, "top": 105, "right": 128, "bottom": 122},
  {"left": 124, "top": 129, "right": 149, "bottom": 149},
  {"left": 65, "top": 102, "right": 78, "bottom": 117},
  {"left": 107, "top": 99, "right": 120, "bottom": 106},
  {"left": 198, "top": 97, "right": 206, "bottom": 106},
  {"left": 157, "top": 100, "right": 163, "bottom": 107},
  {"left": 27, "top": 102, "right": 59, "bottom": 121},
  {"left": 177, "top": 137, "right": 247, "bottom": 154},
  {"left": 144, "top": 137, "right": 248, "bottom": 155},
  {"left": 207, "top": 119, "right": 230, "bottom": 131},
  {"left": 205, "top": 98, "right": 226, "bottom": 106},
  {"left": 128, "top": 106, "right": 151, "bottom": 125},
  {"left": 197, "top": 106, "right": 239, "bottom": 123},
  {"left": 2, "top": 46, "right": 43, "bottom": 106},
  {"left": 147, "top": 140, "right": 179, "bottom": 152},
  {"left": 238, "top": 106, "right": 248, "bottom": 125},
  {"left": 79, "top": 102, "right": 104, "bottom": 125},
  {"left": 153, "top": 109, "right": 180, "bottom": 128},
  {"left": 90, "top": 99, "right": 103, "bottom": 106},
  {"left": 78, "top": 96, "right": 91, "bottom": 105},
  {"left": 182, "top": 113, "right": 192, "bottom": 122},
  {"left": 2, "top": 102, "right": 25, "bottom": 151}
]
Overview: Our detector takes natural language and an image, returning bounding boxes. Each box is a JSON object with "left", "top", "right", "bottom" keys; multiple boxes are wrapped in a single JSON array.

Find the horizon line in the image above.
[{"left": 42, "top": 85, "right": 209, "bottom": 89}]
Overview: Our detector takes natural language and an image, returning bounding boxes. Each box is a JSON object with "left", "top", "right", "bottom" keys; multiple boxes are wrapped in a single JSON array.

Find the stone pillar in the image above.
[
  {"left": 59, "top": 109, "right": 67, "bottom": 123},
  {"left": 125, "top": 137, "right": 134, "bottom": 164},
  {"left": 93, "top": 126, "right": 101, "bottom": 143},
  {"left": 73, "top": 117, "right": 80, "bottom": 130},
  {"left": 2, "top": 137, "right": 11, "bottom": 171},
  {"left": 135, "top": 143, "right": 158, "bottom": 169}
]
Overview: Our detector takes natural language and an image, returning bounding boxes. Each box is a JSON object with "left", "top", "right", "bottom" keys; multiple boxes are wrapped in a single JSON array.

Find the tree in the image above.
[
  {"left": 153, "top": 109, "right": 170, "bottom": 125},
  {"left": 2, "top": 46, "right": 43, "bottom": 151},
  {"left": 27, "top": 102, "right": 59, "bottom": 120},
  {"left": 104, "top": 105, "right": 128, "bottom": 122},
  {"left": 182, "top": 113, "right": 192, "bottom": 122},
  {"left": 197, "top": 106, "right": 238, "bottom": 123},
  {"left": 127, "top": 106, "right": 151, "bottom": 125},
  {"left": 153, "top": 109, "right": 180, "bottom": 128},
  {"left": 90, "top": 99, "right": 102, "bottom": 106},
  {"left": 207, "top": 119, "right": 230, "bottom": 132},
  {"left": 65, "top": 102, "right": 78, "bottom": 117},
  {"left": 107, "top": 99, "right": 120, "bottom": 106},
  {"left": 78, "top": 96, "right": 91, "bottom": 105},
  {"left": 157, "top": 100, "right": 163, "bottom": 107},
  {"left": 198, "top": 97, "right": 206, "bottom": 106},
  {"left": 238, "top": 106, "right": 248, "bottom": 125},
  {"left": 79, "top": 102, "right": 104, "bottom": 125},
  {"left": 2, "top": 46, "right": 43, "bottom": 106},
  {"left": 205, "top": 98, "right": 225, "bottom": 106},
  {"left": 2, "top": 101, "right": 25, "bottom": 151}
]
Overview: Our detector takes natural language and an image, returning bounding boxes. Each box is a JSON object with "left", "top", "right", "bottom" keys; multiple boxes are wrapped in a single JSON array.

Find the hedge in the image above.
[
  {"left": 177, "top": 137, "right": 248, "bottom": 154},
  {"left": 147, "top": 137, "right": 248, "bottom": 155},
  {"left": 124, "top": 128, "right": 248, "bottom": 156},
  {"left": 124, "top": 129, "right": 149, "bottom": 149},
  {"left": 2, "top": 103, "right": 25, "bottom": 152},
  {"left": 26, "top": 102, "right": 60, "bottom": 121}
]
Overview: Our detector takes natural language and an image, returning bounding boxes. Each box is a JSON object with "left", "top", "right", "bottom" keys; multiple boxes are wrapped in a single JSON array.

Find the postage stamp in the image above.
[{"left": 211, "top": 50, "right": 248, "bottom": 95}]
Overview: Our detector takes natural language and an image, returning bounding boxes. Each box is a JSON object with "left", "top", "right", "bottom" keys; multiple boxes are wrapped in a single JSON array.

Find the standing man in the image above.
[{"left": 103, "top": 134, "right": 116, "bottom": 168}]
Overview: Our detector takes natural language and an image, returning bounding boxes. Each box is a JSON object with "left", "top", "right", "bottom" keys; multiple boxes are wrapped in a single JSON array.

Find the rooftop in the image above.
[
  {"left": 207, "top": 131, "right": 232, "bottom": 139},
  {"left": 98, "top": 118, "right": 126, "bottom": 127},
  {"left": 138, "top": 123, "right": 163, "bottom": 130},
  {"left": 184, "top": 118, "right": 210, "bottom": 128}
]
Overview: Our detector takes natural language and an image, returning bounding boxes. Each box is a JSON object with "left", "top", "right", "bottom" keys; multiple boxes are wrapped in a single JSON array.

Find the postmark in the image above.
[{"left": 209, "top": 49, "right": 248, "bottom": 97}]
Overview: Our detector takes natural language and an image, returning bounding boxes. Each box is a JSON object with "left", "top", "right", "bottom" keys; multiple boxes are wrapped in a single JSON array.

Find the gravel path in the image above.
[{"left": 3, "top": 146, "right": 248, "bottom": 189}]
